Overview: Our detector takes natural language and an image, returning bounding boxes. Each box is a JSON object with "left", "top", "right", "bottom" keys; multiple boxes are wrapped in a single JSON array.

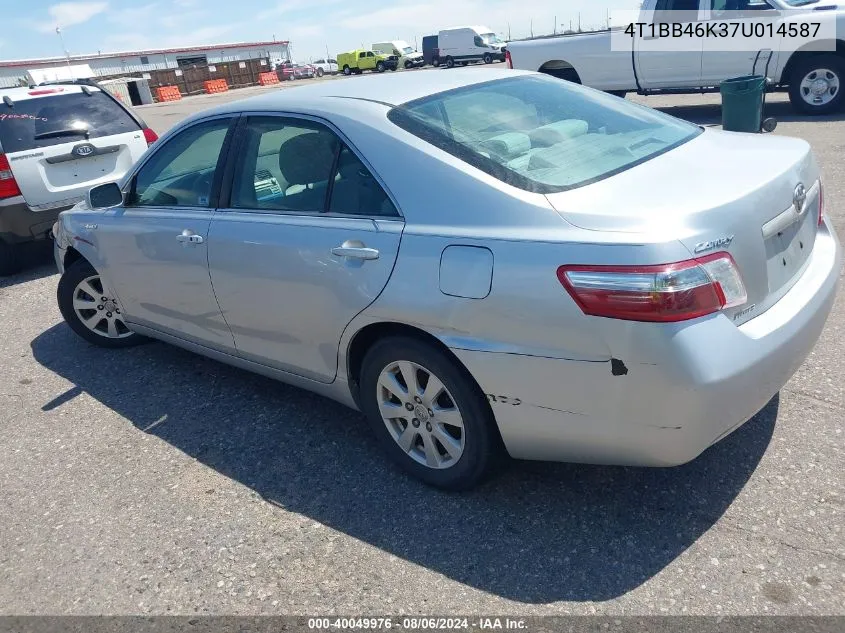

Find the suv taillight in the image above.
[
  {"left": 819, "top": 182, "right": 825, "bottom": 227},
  {"left": 557, "top": 252, "right": 747, "bottom": 323},
  {"left": 143, "top": 127, "right": 159, "bottom": 146},
  {"left": 505, "top": 50, "right": 513, "bottom": 69},
  {"left": 0, "top": 153, "right": 21, "bottom": 199}
]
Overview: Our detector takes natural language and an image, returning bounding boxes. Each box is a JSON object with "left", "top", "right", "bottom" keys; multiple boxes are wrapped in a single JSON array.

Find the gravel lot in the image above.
[{"left": 1, "top": 68, "right": 843, "bottom": 616}]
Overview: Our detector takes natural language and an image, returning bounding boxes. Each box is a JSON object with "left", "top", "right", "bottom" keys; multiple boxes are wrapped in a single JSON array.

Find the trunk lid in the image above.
[
  {"left": 545, "top": 129, "right": 821, "bottom": 324},
  {"left": 1, "top": 87, "right": 148, "bottom": 208}
]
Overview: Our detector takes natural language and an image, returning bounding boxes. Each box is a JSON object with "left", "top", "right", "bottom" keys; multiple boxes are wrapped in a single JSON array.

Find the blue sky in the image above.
[{"left": 1, "top": 0, "right": 640, "bottom": 63}]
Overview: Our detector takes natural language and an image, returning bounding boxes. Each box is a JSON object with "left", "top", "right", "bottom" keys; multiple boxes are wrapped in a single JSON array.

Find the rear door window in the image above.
[
  {"left": 0, "top": 90, "right": 141, "bottom": 154},
  {"left": 388, "top": 75, "right": 701, "bottom": 194}
]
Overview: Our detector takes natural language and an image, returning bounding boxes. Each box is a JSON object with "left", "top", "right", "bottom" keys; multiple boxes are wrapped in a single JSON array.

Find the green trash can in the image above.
[{"left": 720, "top": 75, "right": 766, "bottom": 133}]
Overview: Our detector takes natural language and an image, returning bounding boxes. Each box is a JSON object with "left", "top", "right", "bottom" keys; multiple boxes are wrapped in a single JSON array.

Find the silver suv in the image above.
[{"left": 0, "top": 83, "right": 156, "bottom": 274}]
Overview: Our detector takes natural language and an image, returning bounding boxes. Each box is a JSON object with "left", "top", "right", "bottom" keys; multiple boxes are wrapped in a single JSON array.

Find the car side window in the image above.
[
  {"left": 474, "top": 36, "right": 484, "bottom": 47},
  {"left": 329, "top": 146, "right": 398, "bottom": 217},
  {"left": 230, "top": 116, "right": 338, "bottom": 213},
  {"left": 129, "top": 118, "right": 231, "bottom": 208},
  {"left": 359, "top": 52, "right": 366, "bottom": 59}
]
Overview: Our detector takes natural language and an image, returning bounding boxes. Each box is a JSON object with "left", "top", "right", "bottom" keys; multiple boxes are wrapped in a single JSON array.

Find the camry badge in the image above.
[
  {"left": 793, "top": 183, "right": 807, "bottom": 214},
  {"left": 694, "top": 235, "right": 734, "bottom": 254}
]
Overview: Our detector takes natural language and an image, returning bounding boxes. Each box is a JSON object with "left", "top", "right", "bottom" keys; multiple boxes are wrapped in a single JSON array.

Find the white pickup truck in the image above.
[{"left": 507, "top": 0, "right": 844, "bottom": 115}]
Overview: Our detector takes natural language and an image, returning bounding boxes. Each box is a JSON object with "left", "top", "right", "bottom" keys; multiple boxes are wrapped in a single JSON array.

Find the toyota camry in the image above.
[{"left": 53, "top": 69, "right": 842, "bottom": 490}]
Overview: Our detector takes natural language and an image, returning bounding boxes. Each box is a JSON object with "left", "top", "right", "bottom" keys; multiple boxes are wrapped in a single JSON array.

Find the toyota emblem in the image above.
[{"left": 793, "top": 183, "right": 807, "bottom": 214}]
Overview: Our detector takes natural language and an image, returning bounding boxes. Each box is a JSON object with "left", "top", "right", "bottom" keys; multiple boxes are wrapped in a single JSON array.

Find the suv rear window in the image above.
[
  {"left": 0, "top": 90, "right": 141, "bottom": 154},
  {"left": 388, "top": 75, "right": 702, "bottom": 194}
]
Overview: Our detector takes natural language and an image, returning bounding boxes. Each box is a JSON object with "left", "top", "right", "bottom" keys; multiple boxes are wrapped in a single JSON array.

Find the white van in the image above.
[
  {"left": 371, "top": 41, "right": 425, "bottom": 70},
  {"left": 435, "top": 26, "right": 507, "bottom": 69}
]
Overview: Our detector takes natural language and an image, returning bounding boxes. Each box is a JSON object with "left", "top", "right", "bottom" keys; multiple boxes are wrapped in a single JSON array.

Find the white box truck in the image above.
[
  {"left": 372, "top": 41, "right": 425, "bottom": 69},
  {"left": 434, "top": 26, "right": 507, "bottom": 68}
]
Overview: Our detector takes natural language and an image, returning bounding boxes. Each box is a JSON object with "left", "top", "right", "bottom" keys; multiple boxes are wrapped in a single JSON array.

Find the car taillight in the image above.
[
  {"left": 0, "top": 153, "right": 21, "bottom": 199},
  {"left": 143, "top": 127, "right": 159, "bottom": 146},
  {"left": 505, "top": 50, "right": 513, "bottom": 69},
  {"left": 818, "top": 182, "right": 825, "bottom": 227},
  {"left": 557, "top": 252, "right": 747, "bottom": 323}
]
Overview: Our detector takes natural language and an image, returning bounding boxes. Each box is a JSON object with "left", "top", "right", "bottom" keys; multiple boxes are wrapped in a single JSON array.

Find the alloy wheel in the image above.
[
  {"left": 72, "top": 275, "right": 133, "bottom": 339},
  {"left": 800, "top": 68, "right": 840, "bottom": 106},
  {"left": 376, "top": 360, "right": 465, "bottom": 469}
]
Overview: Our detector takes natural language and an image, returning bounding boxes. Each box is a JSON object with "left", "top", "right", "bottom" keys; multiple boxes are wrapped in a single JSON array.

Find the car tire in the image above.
[
  {"left": 57, "top": 258, "right": 147, "bottom": 349},
  {"left": 432, "top": 57, "right": 440, "bottom": 68},
  {"left": 0, "top": 241, "right": 19, "bottom": 276},
  {"left": 359, "top": 336, "right": 502, "bottom": 491},
  {"left": 483, "top": 53, "right": 493, "bottom": 64},
  {"left": 376, "top": 61, "right": 386, "bottom": 73},
  {"left": 445, "top": 56, "right": 455, "bottom": 69},
  {"left": 316, "top": 67, "right": 324, "bottom": 78},
  {"left": 343, "top": 65, "right": 351, "bottom": 76},
  {"left": 405, "top": 60, "right": 413, "bottom": 70},
  {"left": 788, "top": 54, "right": 844, "bottom": 115}
]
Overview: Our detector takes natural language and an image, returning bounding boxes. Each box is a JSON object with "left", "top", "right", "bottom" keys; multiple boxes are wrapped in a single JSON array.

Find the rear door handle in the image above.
[
  {"left": 176, "top": 230, "right": 204, "bottom": 244},
  {"left": 332, "top": 242, "right": 379, "bottom": 261}
]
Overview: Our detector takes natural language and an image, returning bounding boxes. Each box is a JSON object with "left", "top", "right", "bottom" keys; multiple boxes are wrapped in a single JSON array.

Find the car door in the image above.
[
  {"left": 207, "top": 114, "right": 403, "bottom": 383},
  {"left": 636, "top": 0, "right": 705, "bottom": 89},
  {"left": 94, "top": 115, "right": 237, "bottom": 350},
  {"left": 700, "top": 0, "right": 783, "bottom": 86}
]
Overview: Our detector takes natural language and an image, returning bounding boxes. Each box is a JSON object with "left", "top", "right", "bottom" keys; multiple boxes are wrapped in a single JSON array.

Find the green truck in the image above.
[{"left": 338, "top": 49, "right": 398, "bottom": 75}]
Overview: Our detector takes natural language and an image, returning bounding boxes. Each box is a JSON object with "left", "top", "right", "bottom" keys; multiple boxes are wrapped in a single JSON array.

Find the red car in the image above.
[{"left": 276, "top": 62, "right": 316, "bottom": 81}]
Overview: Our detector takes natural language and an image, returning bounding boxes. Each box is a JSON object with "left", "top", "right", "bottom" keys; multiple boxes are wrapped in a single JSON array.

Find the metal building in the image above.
[{"left": 0, "top": 40, "right": 292, "bottom": 88}]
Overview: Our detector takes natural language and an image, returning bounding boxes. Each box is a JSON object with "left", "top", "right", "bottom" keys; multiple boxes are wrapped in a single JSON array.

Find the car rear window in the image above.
[
  {"left": 0, "top": 90, "right": 141, "bottom": 154},
  {"left": 387, "top": 75, "right": 702, "bottom": 194}
]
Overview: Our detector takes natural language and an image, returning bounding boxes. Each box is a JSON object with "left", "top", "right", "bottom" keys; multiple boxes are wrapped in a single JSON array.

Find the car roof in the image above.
[
  {"left": 207, "top": 69, "right": 533, "bottom": 117},
  {"left": 0, "top": 84, "right": 100, "bottom": 102}
]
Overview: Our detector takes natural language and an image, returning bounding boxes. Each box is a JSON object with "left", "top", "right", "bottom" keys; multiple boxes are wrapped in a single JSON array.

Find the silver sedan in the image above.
[{"left": 53, "top": 70, "right": 842, "bottom": 490}]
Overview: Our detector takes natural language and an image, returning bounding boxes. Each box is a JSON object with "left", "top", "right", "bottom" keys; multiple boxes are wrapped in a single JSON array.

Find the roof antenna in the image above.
[{"left": 2, "top": 95, "right": 13, "bottom": 108}]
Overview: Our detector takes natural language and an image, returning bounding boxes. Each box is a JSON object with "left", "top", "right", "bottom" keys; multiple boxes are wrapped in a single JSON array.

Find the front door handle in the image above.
[
  {"left": 332, "top": 241, "right": 379, "bottom": 261},
  {"left": 176, "top": 230, "right": 204, "bottom": 245}
]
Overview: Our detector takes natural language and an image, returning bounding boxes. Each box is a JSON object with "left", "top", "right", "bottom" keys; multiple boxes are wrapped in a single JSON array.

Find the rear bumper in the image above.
[
  {"left": 0, "top": 196, "right": 72, "bottom": 245},
  {"left": 452, "top": 224, "right": 842, "bottom": 467}
]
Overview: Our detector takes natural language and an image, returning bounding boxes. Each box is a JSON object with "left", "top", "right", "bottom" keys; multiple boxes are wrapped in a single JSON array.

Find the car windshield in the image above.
[
  {"left": 481, "top": 33, "right": 502, "bottom": 45},
  {"left": 402, "top": 47, "right": 415, "bottom": 54},
  {"left": 388, "top": 75, "right": 701, "bottom": 194},
  {"left": 0, "top": 90, "right": 140, "bottom": 153}
]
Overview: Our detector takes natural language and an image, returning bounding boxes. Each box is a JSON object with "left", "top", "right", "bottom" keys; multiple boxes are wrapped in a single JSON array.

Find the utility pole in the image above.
[
  {"left": 578, "top": 13, "right": 582, "bottom": 32},
  {"left": 530, "top": 19, "right": 534, "bottom": 38},
  {"left": 507, "top": 22, "right": 511, "bottom": 40},
  {"left": 326, "top": 44, "right": 330, "bottom": 60},
  {"left": 554, "top": 15, "right": 557, "bottom": 35}
]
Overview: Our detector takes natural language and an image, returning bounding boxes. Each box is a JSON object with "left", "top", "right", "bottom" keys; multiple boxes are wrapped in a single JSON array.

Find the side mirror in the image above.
[{"left": 87, "top": 182, "right": 124, "bottom": 209}]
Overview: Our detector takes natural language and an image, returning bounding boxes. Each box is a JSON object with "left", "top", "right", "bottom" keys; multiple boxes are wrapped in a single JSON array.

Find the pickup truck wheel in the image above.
[
  {"left": 432, "top": 57, "right": 441, "bottom": 67},
  {"left": 376, "top": 61, "right": 386, "bottom": 73},
  {"left": 445, "top": 56, "right": 455, "bottom": 69},
  {"left": 542, "top": 67, "right": 581, "bottom": 84},
  {"left": 483, "top": 53, "right": 493, "bottom": 64},
  {"left": 316, "top": 67, "right": 324, "bottom": 78},
  {"left": 788, "top": 55, "right": 844, "bottom": 115},
  {"left": 343, "top": 65, "right": 351, "bottom": 75}
]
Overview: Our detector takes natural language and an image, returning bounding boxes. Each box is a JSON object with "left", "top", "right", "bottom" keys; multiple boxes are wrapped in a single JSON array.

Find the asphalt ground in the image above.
[{"left": 0, "top": 65, "right": 843, "bottom": 615}]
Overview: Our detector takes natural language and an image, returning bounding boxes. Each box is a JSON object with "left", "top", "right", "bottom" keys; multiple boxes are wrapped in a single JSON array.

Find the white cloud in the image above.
[{"left": 37, "top": 1, "right": 109, "bottom": 33}]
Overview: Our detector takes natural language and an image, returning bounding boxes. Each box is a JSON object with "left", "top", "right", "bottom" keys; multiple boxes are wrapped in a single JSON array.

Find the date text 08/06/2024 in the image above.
[{"left": 307, "top": 618, "right": 528, "bottom": 630}]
